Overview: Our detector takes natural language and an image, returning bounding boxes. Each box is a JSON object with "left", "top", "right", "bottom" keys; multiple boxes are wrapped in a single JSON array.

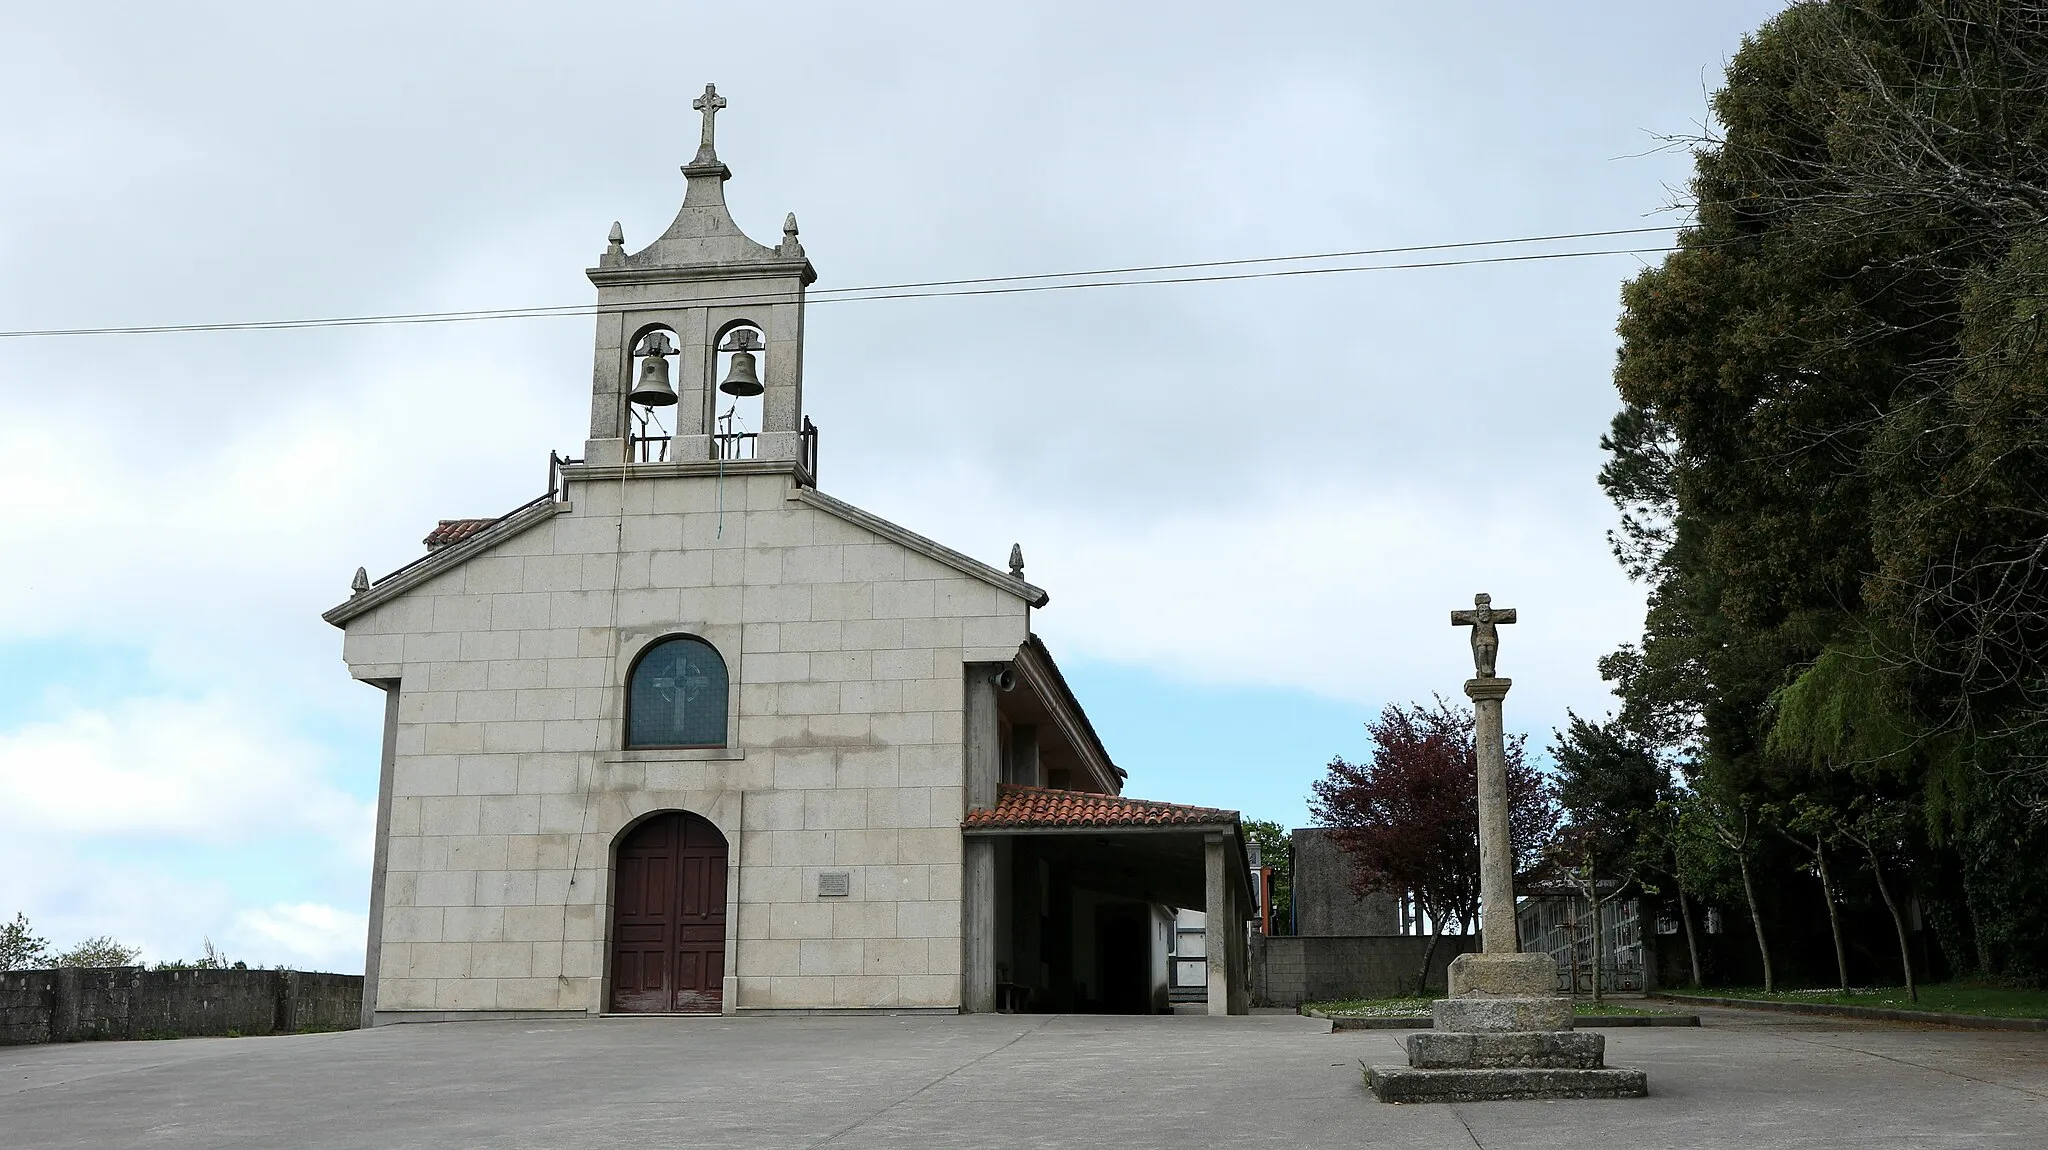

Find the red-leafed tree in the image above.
[{"left": 1309, "top": 697, "right": 1556, "bottom": 994}]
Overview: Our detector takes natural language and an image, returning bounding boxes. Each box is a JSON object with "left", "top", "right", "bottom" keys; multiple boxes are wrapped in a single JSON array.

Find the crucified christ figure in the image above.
[{"left": 1449, "top": 592, "right": 1517, "bottom": 679}]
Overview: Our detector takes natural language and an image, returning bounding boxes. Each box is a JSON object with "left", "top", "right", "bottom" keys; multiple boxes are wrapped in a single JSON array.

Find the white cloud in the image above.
[
  {"left": 229, "top": 903, "right": 367, "bottom": 973},
  {"left": 0, "top": 694, "right": 371, "bottom": 849},
  {"left": 841, "top": 473, "right": 1644, "bottom": 733},
  {"left": 0, "top": 694, "right": 372, "bottom": 973},
  {"left": 0, "top": 842, "right": 221, "bottom": 951}
]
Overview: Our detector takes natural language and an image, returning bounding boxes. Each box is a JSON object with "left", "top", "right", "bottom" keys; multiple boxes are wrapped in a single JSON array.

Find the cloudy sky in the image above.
[{"left": 0, "top": 2, "right": 1786, "bottom": 971}]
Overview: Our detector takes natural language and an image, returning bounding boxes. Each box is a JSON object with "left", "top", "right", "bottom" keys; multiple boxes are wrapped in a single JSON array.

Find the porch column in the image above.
[
  {"left": 1205, "top": 832, "right": 1232, "bottom": 1016},
  {"left": 1229, "top": 880, "right": 1249, "bottom": 1015},
  {"left": 962, "top": 664, "right": 1002, "bottom": 1013},
  {"left": 361, "top": 680, "right": 400, "bottom": 1029},
  {"left": 1008, "top": 724, "right": 1040, "bottom": 786}
]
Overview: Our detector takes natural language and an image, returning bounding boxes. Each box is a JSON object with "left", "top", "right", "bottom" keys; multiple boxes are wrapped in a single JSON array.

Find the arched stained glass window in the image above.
[{"left": 627, "top": 636, "right": 729, "bottom": 748}]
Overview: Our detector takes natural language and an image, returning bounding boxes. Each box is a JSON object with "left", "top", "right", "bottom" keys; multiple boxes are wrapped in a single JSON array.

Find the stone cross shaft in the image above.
[
  {"left": 1450, "top": 593, "right": 1517, "bottom": 955},
  {"left": 692, "top": 83, "right": 728, "bottom": 165}
]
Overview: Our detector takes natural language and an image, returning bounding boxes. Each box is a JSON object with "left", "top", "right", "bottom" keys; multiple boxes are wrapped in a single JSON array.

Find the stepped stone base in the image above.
[
  {"left": 1447, "top": 951, "right": 1556, "bottom": 998},
  {"left": 1432, "top": 996, "right": 1574, "bottom": 1033},
  {"left": 1367, "top": 1065, "right": 1649, "bottom": 1103},
  {"left": 1363, "top": 955, "right": 1649, "bottom": 1102},
  {"left": 1407, "top": 1029, "right": 1605, "bottom": 1070}
]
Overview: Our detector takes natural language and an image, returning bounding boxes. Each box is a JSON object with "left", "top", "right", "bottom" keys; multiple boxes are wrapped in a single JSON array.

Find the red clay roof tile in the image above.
[
  {"left": 423, "top": 518, "right": 497, "bottom": 548},
  {"left": 963, "top": 785, "right": 1238, "bottom": 830}
]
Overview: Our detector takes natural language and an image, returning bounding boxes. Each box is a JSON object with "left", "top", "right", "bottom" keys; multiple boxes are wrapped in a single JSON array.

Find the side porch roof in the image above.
[{"left": 964, "top": 784, "right": 1255, "bottom": 918}]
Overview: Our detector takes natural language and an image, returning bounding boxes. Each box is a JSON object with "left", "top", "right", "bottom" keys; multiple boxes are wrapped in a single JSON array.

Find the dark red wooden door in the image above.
[{"left": 609, "top": 811, "right": 727, "bottom": 1013}]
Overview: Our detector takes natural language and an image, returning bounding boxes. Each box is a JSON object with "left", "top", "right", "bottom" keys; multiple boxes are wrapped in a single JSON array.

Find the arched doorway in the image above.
[{"left": 609, "top": 811, "right": 728, "bottom": 1013}]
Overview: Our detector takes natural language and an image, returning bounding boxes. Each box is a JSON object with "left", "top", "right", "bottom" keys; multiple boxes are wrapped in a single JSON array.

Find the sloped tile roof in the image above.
[
  {"left": 963, "top": 785, "right": 1239, "bottom": 830},
  {"left": 424, "top": 518, "right": 497, "bottom": 548}
]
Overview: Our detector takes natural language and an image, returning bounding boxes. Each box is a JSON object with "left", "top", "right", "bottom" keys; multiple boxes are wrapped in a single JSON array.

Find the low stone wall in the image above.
[
  {"left": 0, "top": 968, "right": 362, "bottom": 1045},
  {"left": 1251, "top": 935, "right": 1477, "bottom": 1006},
  {"left": 0, "top": 970, "right": 56, "bottom": 1044}
]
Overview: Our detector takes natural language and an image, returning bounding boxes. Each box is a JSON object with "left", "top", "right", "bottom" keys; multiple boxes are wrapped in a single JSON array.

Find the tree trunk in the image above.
[
  {"left": 1738, "top": 855, "right": 1773, "bottom": 993},
  {"left": 1571, "top": 872, "right": 1605, "bottom": 1004},
  {"left": 1865, "top": 846, "right": 1917, "bottom": 1003},
  {"left": 1676, "top": 883, "right": 1703, "bottom": 988},
  {"left": 1591, "top": 889, "right": 1607, "bottom": 1003},
  {"left": 1815, "top": 844, "right": 1848, "bottom": 993},
  {"left": 1417, "top": 925, "right": 1444, "bottom": 998}
]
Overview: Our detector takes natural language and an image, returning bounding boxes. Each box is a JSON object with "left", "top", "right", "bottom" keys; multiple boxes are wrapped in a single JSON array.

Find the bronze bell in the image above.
[
  {"left": 629, "top": 353, "right": 677, "bottom": 406},
  {"left": 719, "top": 348, "right": 764, "bottom": 397},
  {"left": 629, "top": 332, "right": 678, "bottom": 407}
]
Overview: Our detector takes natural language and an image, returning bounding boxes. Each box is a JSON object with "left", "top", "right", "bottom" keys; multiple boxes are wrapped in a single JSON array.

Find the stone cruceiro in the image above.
[{"left": 1364, "top": 597, "right": 1648, "bottom": 1103}]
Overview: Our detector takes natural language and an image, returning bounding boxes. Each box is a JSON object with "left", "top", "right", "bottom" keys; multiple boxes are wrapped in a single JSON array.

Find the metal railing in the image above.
[
  {"left": 547, "top": 450, "right": 584, "bottom": 500},
  {"left": 713, "top": 430, "right": 757, "bottom": 461},
  {"left": 563, "top": 419, "right": 816, "bottom": 477}
]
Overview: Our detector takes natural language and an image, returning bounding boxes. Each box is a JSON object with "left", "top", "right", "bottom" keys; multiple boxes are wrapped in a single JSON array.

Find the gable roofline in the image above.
[
  {"left": 792, "top": 487, "right": 1049, "bottom": 608},
  {"left": 322, "top": 483, "right": 1048, "bottom": 629},
  {"left": 322, "top": 495, "right": 568, "bottom": 628},
  {"left": 1014, "top": 634, "right": 1121, "bottom": 795}
]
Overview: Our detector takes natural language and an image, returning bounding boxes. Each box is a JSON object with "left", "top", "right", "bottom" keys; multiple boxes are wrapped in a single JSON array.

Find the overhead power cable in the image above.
[
  {"left": 0, "top": 225, "right": 1680, "bottom": 340},
  {"left": 803, "top": 225, "right": 1677, "bottom": 295}
]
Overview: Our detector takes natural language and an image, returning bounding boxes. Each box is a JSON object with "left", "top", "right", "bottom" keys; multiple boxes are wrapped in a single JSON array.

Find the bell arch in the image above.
[
  {"left": 625, "top": 324, "right": 682, "bottom": 463},
  {"left": 709, "top": 319, "right": 766, "bottom": 461},
  {"left": 607, "top": 809, "right": 729, "bottom": 1013}
]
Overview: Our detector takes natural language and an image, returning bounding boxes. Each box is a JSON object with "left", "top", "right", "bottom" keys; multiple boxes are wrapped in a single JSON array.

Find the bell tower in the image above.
[{"left": 582, "top": 83, "right": 817, "bottom": 478}]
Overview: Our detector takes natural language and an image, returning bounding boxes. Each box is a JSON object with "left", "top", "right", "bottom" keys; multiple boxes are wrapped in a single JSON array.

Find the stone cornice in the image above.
[
  {"left": 564, "top": 458, "right": 815, "bottom": 487},
  {"left": 1463, "top": 677, "right": 1512, "bottom": 701},
  {"left": 586, "top": 257, "right": 817, "bottom": 290},
  {"left": 322, "top": 497, "right": 570, "bottom": 628},
  {"left": 792, "top": 488, "right": 1051, "bottom": 609}
]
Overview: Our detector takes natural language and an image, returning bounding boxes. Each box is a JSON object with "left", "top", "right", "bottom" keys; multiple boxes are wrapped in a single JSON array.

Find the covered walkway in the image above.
[
  {"left": 955, "top": 644, "right": 1254, "bottom": 1015},
  {"left": 962, "top": 786, "right": 1253, "bottom": 1015}
]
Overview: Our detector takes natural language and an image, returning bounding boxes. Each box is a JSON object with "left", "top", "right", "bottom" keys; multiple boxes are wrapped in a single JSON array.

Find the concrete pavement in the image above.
[{"left": 2, "top": 1006, "right": 2043, "bottom": 1148}]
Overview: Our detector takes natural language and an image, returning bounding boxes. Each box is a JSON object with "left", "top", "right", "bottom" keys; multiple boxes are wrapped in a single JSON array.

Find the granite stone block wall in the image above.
[
  {"left": 345, "top": 473, "right": 1030, "bottom": 1016},
  {"left": 1289, "top": 829, "right": 1400, "bottom": 935},
  {"left": 1250, "top": 935, "right": 1478, "bottom": 1006},
  {"left": 0, "top": 970, "right": 55, "bottom": 1044},
  {"left": 0, "top": 969, "right": 363, "bottom": 1045}
]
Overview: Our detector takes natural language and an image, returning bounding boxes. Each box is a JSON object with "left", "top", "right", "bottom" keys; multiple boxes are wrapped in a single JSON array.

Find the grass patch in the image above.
[
  {"left": 1565, "top": 1001, "right": 1673, "bottom": 1017},
  {"left": 1306, "top": 996, "right": 1436, "bottom": 1018},
  {"left": 1672, "top": 983, "right": 2048, "bottom": 1019},
  {"left": 1305, "top": 996, "right": 1669, "bottom": 1018}
]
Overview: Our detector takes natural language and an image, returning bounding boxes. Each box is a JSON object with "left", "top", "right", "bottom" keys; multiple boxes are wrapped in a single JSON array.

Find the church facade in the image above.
[{"left": 325, "top": 87, "right": 1252, "bottom": 1022}]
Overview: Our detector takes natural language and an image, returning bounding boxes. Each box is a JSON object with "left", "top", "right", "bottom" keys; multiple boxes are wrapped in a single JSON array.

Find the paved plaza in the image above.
[{"left": 2, "top": 1007, "right": 2043, "bottom": 1148}]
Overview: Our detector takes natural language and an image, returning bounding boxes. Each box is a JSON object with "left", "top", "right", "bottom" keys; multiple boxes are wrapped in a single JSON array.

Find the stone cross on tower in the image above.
[
  {"left": 1450, "top": 592, "right": 1517, "bottom": 955},
  {"left": 692, "top": 83, "right": 728, "bottom": 165}
]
